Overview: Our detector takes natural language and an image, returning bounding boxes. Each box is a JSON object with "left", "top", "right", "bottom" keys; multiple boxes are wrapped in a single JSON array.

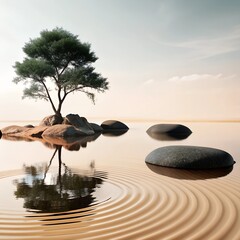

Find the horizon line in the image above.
[{"left": 0, "top": 118, "right": 240, "bottom": 123}]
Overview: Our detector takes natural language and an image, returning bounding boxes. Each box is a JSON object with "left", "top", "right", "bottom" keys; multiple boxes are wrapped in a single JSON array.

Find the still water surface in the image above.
[{"left": 0, "top": 121, "right": 239, "bottom": 239}]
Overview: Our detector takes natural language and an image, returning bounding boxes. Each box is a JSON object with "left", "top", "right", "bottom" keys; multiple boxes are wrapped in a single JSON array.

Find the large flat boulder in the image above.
[
  {"left": 1, "top": 125, "right": 29, "bottom": 136},
  {"left": 42, "top": 124, "right": 89, "bottom": 138},
  {"left": 147, "top": 124, "right": 192, "bottom": 140},
  {"left": 1, "top": 125, "right": 48, "bottom": 138},
  {"left": 145, "top": 145, "right": 235, "bottom": 169}
]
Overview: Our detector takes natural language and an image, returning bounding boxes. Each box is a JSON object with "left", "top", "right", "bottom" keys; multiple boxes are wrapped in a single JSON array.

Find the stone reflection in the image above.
[
  {"left": 13, "top": 146, "right": 105, "bottom": 213},
  {"left": 43, "top": 133, "right": 101, "bottom": 150},
  {"left": 102, "top": 129, "right": 128, "bottom": 137},
  {"left": 2, "top": 133, "right": 101, "bottom": 151},
  {"left": 146, "top": 163, "right": 233, "bottom": 180}
]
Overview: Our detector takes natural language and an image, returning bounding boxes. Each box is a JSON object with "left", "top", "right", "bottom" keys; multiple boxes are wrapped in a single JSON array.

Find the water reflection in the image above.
[
  {"left": 2, "top": 133, "right": 101, "bottom": 151},
  {"left": 146, "top": 163, "right": 233, "bottom": 180},
  {"left": 2, "top": 135, "right": 34, "bottom": 142},
  {"left": 102, "top": 129, "right": 128, "bottom": 137},
  {"left": 2, "top": 130, "right": 127, "bottom": 149},
  {"left": 13, "top": 146, "right": 106, "bottom": 213},
  {"left": 43, "top": 133, "right": 101, "bottom": 150},
  {"left": 147, "top": 132, "right": 191, "bottom": 141},
  {"left": 147, "top": 131, "right": 191, "bottom": 141}
]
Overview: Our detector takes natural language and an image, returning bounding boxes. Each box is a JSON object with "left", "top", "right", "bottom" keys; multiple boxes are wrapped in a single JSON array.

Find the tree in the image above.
[{"left": 13, "top": 27, "right": 109, "bottom": 120}]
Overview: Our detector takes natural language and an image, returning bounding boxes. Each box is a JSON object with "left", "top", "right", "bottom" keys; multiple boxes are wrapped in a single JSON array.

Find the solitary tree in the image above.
[{"left": 13, "top": 27, "right": 109, "bottom": 120}]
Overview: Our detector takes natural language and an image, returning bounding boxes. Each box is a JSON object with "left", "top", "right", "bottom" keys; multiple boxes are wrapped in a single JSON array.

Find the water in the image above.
[{"left": 0, "top": 121, "right": 239, "bottom": 239}]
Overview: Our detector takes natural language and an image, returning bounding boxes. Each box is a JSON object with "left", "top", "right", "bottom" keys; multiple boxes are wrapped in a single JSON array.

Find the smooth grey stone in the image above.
[
  {"left": 145, "top": 145, "right": 235, "bottom": 169},
  {"left": 101, "top": 120, "right": 129, "bottom": 131},
  {"left": 147, "top": 124, "right": 192, "bottom": 140}
]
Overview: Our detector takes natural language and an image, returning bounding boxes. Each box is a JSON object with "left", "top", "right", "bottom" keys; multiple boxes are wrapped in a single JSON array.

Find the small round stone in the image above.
[
  {"left": 147, "top": 124, "right": 192, "bottom": 140},
  {"left": 101, "top": 120, "right": 129, "bottom": 130}
]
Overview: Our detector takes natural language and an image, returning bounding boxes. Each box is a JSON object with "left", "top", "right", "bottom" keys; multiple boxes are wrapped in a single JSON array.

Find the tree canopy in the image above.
[{"left": 14, "top": 27, "right": 109, "bottom": 119}]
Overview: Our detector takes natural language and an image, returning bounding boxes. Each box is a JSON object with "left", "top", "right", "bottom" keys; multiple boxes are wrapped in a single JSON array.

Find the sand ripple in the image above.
[{"left": 0, "top": 166, "right": 239, "bottom": 240}]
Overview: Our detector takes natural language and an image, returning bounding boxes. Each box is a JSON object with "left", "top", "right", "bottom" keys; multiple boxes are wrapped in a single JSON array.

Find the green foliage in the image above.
[
  {"left": 14, "top": 59, "right": 55, "bottom": 81},
  {"left": 23, "top": 84, "right": 48, "bottom": 100},
  {"left": 13, "top": 27, "right": 109, "bottom": 116},
  {"left": 23, "top": 28, "right": 98, "bottom": 69}
]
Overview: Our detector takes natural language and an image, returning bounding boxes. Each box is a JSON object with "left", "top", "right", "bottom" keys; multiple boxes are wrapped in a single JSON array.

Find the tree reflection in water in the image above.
[{"left": 14, "top": 146, "right": 105, "bottom": 213}]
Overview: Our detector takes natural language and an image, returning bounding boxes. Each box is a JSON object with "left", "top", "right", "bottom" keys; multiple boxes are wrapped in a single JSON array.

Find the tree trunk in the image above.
[
  {"left": 56, "top": 98, "right": 64, "bottom": 121},
  {"left": 55, "top": 110, "right": 63, "bottom": 123}
]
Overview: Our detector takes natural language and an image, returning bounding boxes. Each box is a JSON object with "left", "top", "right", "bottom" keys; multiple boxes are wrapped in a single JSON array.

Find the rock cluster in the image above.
[{"left": 1, "top": 115, "right": 129, "bottom": 144}]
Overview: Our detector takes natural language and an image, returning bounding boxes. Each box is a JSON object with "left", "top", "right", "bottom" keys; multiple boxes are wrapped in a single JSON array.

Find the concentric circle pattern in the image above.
[{"left": 0, "top": 166, "right": 240, "bottom": 240}]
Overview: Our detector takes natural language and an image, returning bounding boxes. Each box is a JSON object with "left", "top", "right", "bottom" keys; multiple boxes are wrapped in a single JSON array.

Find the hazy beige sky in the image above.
[{"left": 0, "top": 0, "right": 239, "bottom": 121}]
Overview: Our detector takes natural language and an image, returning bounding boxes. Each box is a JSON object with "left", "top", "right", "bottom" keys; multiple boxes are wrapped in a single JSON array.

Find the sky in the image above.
[{"left": 0, "top": 0, "right": 240, "bottom": 121}]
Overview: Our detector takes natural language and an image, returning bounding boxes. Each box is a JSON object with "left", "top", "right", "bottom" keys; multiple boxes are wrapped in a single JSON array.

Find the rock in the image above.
[
  {"left": 42, "top": 124, "right": 89, "bottom": 138},
  {"left": 145, "top": 145, "right": 235, "bottom": 169},
  {"left": 90, "top": 123, "right": 103, "bottom": 132},
  {"left": 101, "top": 120, "right": 129, "bottom": 131},
  {"left": 1, "top": 125, "right": 48, "bottom": 138},
  {"left": 63, "top": 114, "right": 94, "bottom": 135},
  {"left": 101, "top": 120, "right": 129, "bottom": 136},
  {"left": 147, "top": 124, "right": 192, "bottom": 140},
  {"left": 1, "top": 125, "right": 28, "bottom": 135},
  {"left": 25, "top": 126, "right": 49, "bottom": 138},
  {"left": 39, "top": 115, "right": 63, "bottom": 126}
]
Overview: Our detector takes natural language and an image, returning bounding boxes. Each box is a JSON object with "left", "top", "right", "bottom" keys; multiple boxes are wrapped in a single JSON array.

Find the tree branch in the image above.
[
  {"left": 65, "top": 86, "right": 84, "bottom": 95},
  {"left": 59, "top": 60, "right": 71, "bottom": 76}
]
